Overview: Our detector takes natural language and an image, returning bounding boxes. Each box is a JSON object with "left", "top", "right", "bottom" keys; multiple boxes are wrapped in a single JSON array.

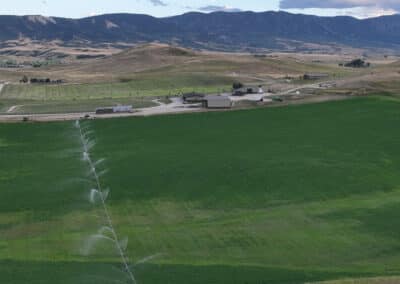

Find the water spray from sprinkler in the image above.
[{"left": 76, "top": 120, "right": 137, "bottom": 284}]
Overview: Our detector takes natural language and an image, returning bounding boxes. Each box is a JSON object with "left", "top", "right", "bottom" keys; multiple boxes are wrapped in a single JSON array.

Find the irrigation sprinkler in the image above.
[{"left": 75, "top": 120, "right": 137, "bottom": 284}]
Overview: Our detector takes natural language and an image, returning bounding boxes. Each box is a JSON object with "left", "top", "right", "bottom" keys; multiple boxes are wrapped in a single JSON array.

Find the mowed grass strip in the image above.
[{"left": 1, "top": 97, "right": 400, "bottom": 283}]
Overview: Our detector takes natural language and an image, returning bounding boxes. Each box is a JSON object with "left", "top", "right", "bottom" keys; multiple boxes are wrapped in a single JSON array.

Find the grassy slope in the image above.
[
  {"left": 0, "top": 44, "right": 353, "bottom": 115},
  {"left": 1, "top": 97, "right": 400, "bottom": 283},
  {"left": 1, "top": 57, "right": 348, "bottom": 101}
]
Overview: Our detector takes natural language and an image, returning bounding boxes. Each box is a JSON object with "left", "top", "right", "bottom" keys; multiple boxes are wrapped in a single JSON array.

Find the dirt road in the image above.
[
  {"left": 0, "top": 97, "right": 202, "bottom": 122},
  {"left": 0, "top": 94, "right": 351, "bottom": 123},
  {"left": 6, "top": 105, "right": 22, "bottom": 113},
  {"left": 279, "top": 82, "right": 325, "bottom": 95}
]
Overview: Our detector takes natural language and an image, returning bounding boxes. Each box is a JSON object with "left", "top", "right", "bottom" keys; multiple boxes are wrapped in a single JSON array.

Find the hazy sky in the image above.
[{"left": 0, "top": 0, "right": 398, "bottom": 19}]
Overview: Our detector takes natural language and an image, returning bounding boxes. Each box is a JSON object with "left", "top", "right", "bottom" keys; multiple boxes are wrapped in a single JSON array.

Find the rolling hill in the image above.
[
  {"left": 0, "top": 43, "right": 348, "bottom": 85},
  {"left": 0, "top": 12, "right": 400, "bottom": 51}
]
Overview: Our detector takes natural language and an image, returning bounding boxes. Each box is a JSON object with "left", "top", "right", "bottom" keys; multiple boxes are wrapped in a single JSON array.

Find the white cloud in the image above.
[
  {"left": 280, "top": 0, "right": 400, "bottom": 18},
  {"left": 280, "top": 0, "right": 400, "bottom": 10},
  {"left": 199, "top": 5, "right": 242, "bottom": 13},
  {"left": 344, "top": 6, "right": 398, "bottom": 18}
]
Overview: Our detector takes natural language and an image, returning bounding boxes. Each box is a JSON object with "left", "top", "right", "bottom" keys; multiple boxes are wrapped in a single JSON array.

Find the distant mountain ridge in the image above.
[{"left": 0, "top": 11, "right": 400, "bottom": 51}]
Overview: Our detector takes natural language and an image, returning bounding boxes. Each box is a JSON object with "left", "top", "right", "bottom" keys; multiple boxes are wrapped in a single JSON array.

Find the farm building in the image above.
[
  {"left": 95, "top": 107, "right": 114, "bottom": 114},
  {"left": 233, "top": 85, "right": 264, "bottom": 96},
  {"left": 113, "top": 105, "right": 133, "bottom": 113},
  {"left": 303, "top": 73, "right": 329, "bottom": 80},
  {"left": 182, "top": 92, "right": 205, "bottom": 103},
  {"left": 204, "top": 95, "right": 232, "bottom": 109},
  {"left": 96, "top": 105, "right": 133, "bottom": 114}
]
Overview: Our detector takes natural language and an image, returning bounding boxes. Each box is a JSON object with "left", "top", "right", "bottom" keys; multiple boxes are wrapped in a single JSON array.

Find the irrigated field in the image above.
[{"left": 2, "top": 97, "right": 400, "bottom": 283}]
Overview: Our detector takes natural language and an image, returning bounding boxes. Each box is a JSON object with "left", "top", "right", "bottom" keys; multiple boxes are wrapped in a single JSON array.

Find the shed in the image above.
[
  {"left": 204, "top": 95, "right": 232, "bottom": 109},
  {"left": 96, "top": 107, "right": 114, "bottom": 114},
  {"left": 182, "top": 92, "right": 205, "bottom": 103}
]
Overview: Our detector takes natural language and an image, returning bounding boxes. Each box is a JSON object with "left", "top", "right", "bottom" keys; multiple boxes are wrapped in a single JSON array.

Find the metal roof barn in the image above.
[
  {"left": 113, "top": 105, "right": 133, "bottom": 113},
  {"left": 204, "top": 95, "right": 232, "bottom": 109}
]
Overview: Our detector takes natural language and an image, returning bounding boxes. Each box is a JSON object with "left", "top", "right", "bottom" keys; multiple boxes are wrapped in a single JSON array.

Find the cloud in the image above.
[
  {"left": 280, "top": 0, "right": 400, "bottom": 11},
  {"left": 279, "top": 0, "right": 400, "bottom": 18},
  {"left": 343, "top": 6, "right": 398, "bottom": 18},
  {"left": 199, "top": 5, "right": 242, "bottom": 13},
  {"left": 148, "top": 0, "right": 167, "bottom": 7}
]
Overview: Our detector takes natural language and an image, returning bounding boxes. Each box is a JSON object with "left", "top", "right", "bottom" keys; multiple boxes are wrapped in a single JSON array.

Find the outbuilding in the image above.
[
  {"left": 113, "top": 105, "right": 133, "bottom": 113},
  {"left": 182, "top": 92, "right": 205, "bottom": 103},
  {"left": 204, "top": 95, "right": 232, "bottom": 109},
  {"left": 96, "top": 105, "right": 133, "bottom": 114},
  {"left": 95, "top": 107, "right": 114, "bottom": 114}
]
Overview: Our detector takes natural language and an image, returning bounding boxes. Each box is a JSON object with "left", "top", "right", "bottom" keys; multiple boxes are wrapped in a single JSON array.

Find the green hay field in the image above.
[
  {"left": 2, "top": 97, "right": 400, "bottom": 283},
  {"left": 0, "top": 97, "right": 157, "bottom": 114},
  {"left": 0, "top": 72, "right": 233, "bottom": 114},
  {"left": 0, "top": 73, "right": 233, "bottom": 101}
]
